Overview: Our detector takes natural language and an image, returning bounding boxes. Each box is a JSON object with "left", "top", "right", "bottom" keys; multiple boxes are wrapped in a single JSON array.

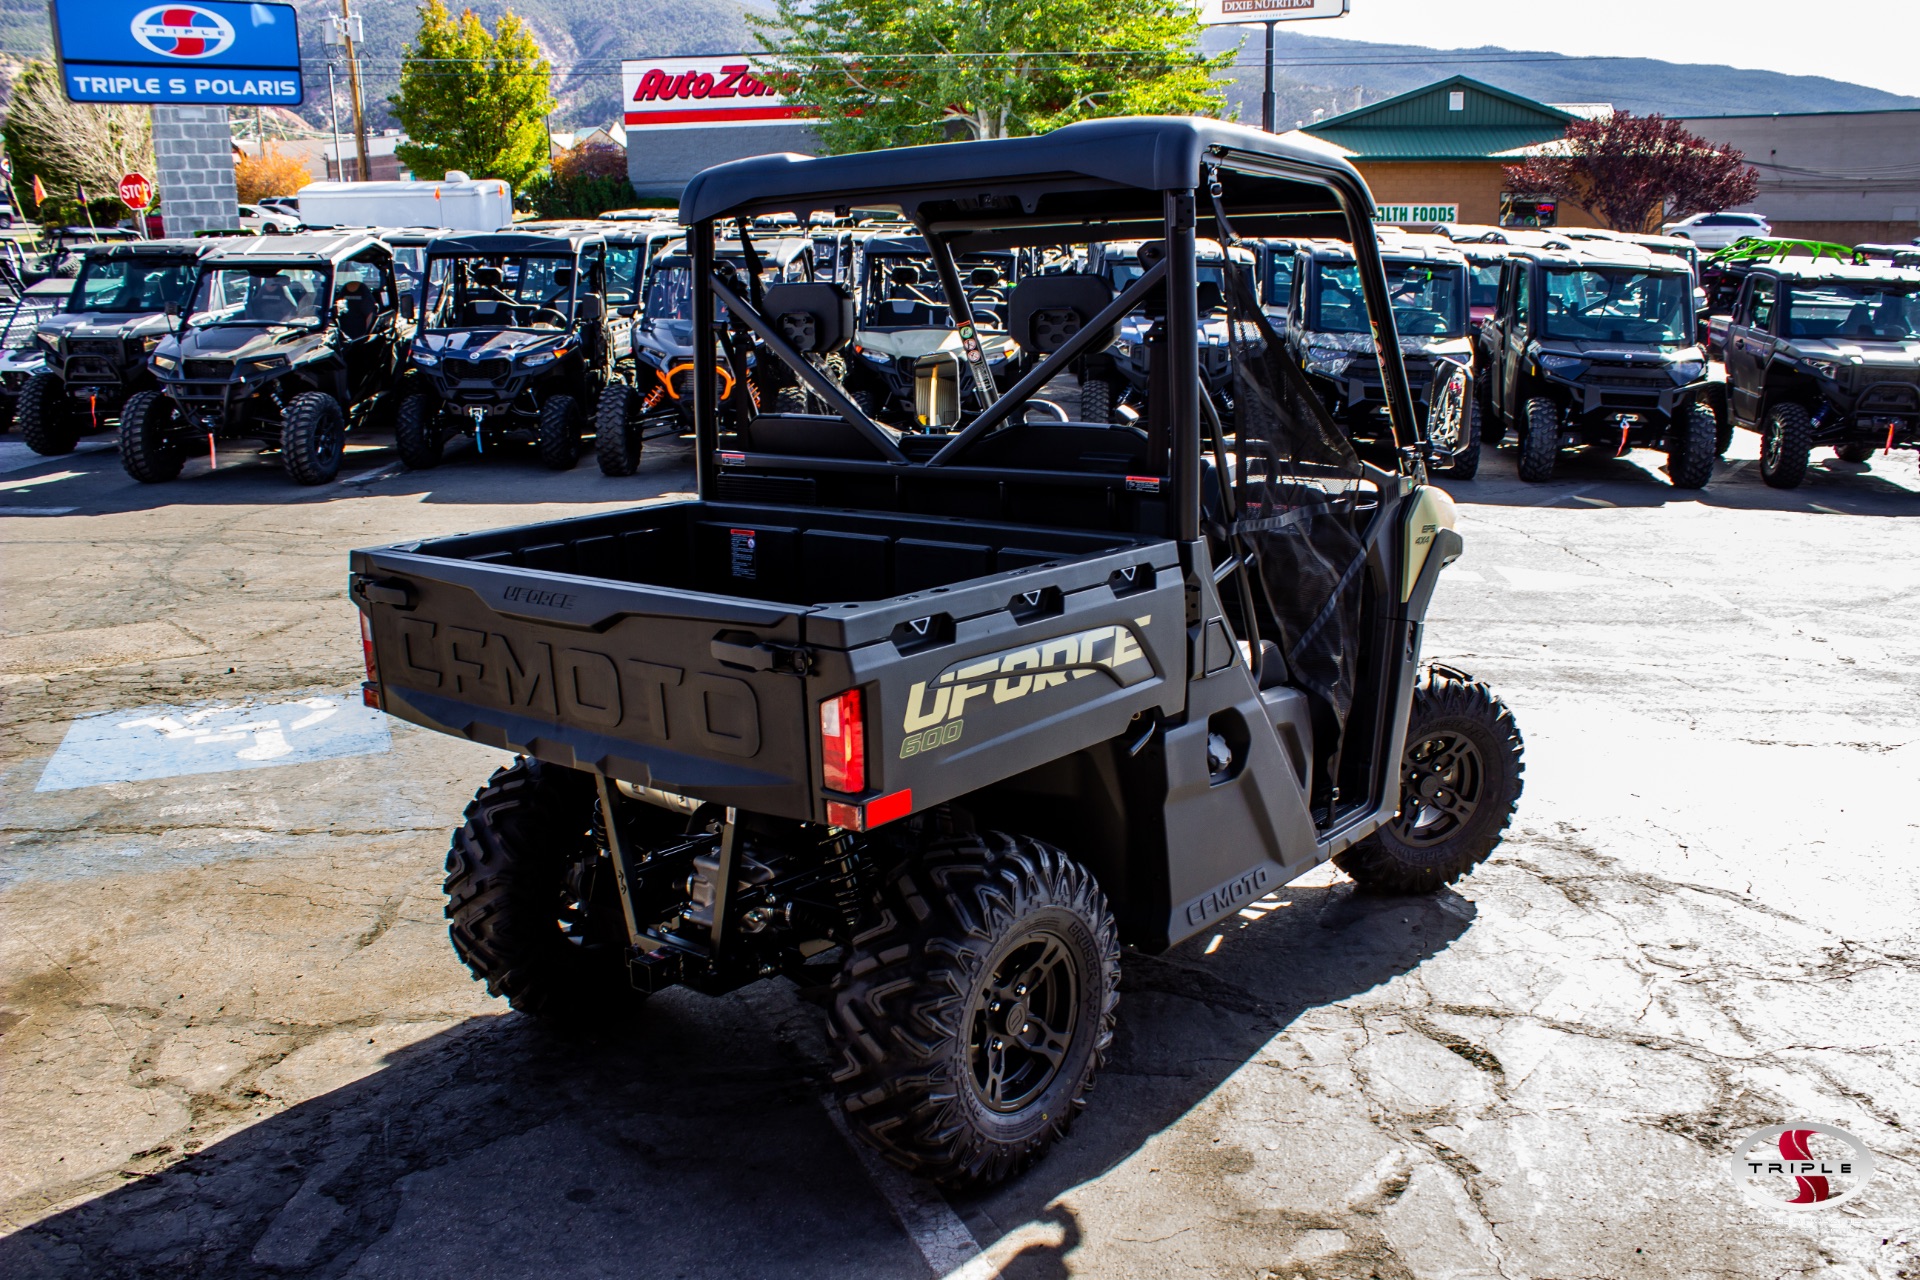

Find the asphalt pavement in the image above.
[{"left": 0, "top": 424, "right": 1915, "bottom": 1278}]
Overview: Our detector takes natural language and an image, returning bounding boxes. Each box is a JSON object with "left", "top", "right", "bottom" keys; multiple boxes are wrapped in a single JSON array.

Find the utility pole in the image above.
[
  {"left": 337, "top": 0, "right": 372, "bottom": 181},
  {"left": 326, "top": 63, "right": 345, "bottom": 181},
  {"left": 1261, "top": 20, "right": 1277, "bottom": 133}
]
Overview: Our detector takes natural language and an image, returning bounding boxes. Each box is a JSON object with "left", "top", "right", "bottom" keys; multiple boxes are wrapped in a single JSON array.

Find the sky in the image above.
[{"left": 1287, "top": 0, "right": 1920, "bottom": 99}]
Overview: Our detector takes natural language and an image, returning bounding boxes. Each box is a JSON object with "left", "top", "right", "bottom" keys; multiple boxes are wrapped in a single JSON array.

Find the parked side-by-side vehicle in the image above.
[{"left": 353, "top": 118, "right": 1526, "bottom": 1192}]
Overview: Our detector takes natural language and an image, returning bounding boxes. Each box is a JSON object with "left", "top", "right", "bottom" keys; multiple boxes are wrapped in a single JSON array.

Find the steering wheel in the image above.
[{"left": 530, "top": 306, "right": 567, "bottom": 329}]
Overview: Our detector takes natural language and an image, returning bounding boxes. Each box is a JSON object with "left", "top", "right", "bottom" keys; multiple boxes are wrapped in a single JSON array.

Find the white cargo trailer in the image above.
[{"left": 297, "top": 172, "right": 513, "bottom": 232}]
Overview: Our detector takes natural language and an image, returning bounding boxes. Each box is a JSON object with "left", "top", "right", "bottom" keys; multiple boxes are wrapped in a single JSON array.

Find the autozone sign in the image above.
[{"left": 621, "top": 55, "right": 814, "bottom": 129}]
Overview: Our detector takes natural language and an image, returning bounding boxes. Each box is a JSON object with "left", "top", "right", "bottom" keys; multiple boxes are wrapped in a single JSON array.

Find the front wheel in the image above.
[
  {"left": 538, "top": 393, "right": 582, "bottom": 471},
  {"left": 117, "top": 390, "right": 185, "bottom": 483},
  {"left": 394, "top": 393, "right": 444, "bottom": 470},
  {"left": 1079, "top": 374, "right": 1117, "bottom": 423},
  {"left": 281, "top": 390, "right": 346, "bottom": 484},
  {"left": 1516, "top": 396, "right": 1559, "bottom": 482},
  {"left": 1760, "top": 402, "right": 1813, "bottom": 490},
  {"left": 1666, "top": 402, "right": 1718, "bottom": 489},
  {"left": 828, "top": 832, "right": 1120, "bottom": 1189},
  {"left": 1438, "top": 397, "right": 1482, "bottom": 480},
  {"left": 594, "top": 382, "right": 643, "bottom": 476},
  {"left": 1335, "top": 665, "right": 1525, "bottom": 895},
  {"left": 18, "top": 372, "right": 78, "bottom": 455},
  {"left": 444, "top": 759, "right": 642, "bottom": 1023}
]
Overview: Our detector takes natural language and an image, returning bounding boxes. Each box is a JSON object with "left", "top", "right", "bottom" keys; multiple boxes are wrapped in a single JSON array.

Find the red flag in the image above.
[{"left": 31, "top": 174, "right": 46, "bottom": 204}]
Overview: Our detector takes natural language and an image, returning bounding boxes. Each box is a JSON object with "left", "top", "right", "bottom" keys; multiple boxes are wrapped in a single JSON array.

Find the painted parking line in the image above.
[
  {"left": 0, "top": 506, "right": 79, "bottom": 517},
  {"left": 35, "top": 693, "right": 391, "bottom": 792},
  {"left": 0, "top": 469, "right": 85, "bottom": 492}
]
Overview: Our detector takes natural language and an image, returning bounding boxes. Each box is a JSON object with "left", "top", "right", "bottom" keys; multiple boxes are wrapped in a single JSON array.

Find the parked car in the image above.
[
  {"left": 1662, "top": 211, "right": 1771, "bottom": 251},
  {"left": 237, "top": 203, "right": 301, "bottom": 235},
  {"left": 1720, "top": 258, "right": 1920, "bottom": 487},
  {"left": 1478, "top": 243, "right": 1720, "bottom": 486},
  {"left": 351, "top": 114, "right": 1524, "bottom": 1192},
  {"left": 130, "top": 232, "right": 410, "bottom": 484}
]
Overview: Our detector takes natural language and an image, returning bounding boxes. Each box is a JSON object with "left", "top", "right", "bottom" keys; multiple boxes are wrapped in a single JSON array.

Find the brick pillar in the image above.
[{"left": 150, "top": 105, "right": 240, "bottom": 236}]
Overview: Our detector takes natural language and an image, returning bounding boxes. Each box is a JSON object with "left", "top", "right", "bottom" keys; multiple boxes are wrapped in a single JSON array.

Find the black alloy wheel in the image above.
[{"left": 968, "top": 931, "right": 1080, "bottom": 1114}]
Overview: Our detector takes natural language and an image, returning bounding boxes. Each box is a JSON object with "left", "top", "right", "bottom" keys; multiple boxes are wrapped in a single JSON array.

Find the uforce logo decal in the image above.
[
  {"left": 131, "top": 6, "right": 237, "bottom": 59},
  {"left": 900, "top": 616, "right": 1153, "bottom": 737}
]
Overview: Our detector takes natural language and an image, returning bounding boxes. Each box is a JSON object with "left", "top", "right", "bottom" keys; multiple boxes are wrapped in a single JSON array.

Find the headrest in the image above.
[
  {"left": 968, "top": 265, "right": 1001, "bottom": 288},
  {"left": 1196, "top": 280, "right": 1223, "bottom": 313},
  {"left": 553, "top": 267, "right": 574, "bottom": 287},
  {"left": 472, "top": 265, "right": 503, "bottom": 287},
  {"left": 258, "top": 277, "right": 290, "bottom": 295},
  {"left": 1008, "top": 273, "right": 1115, "bottom": 354},
  {"left": 890, "top": 265, "right": 920, "bottom": 287},
  {"left": 763, "top": 281, "right": 853, "bottom": 354},
  {"left": 341, "top": 279, "right": 365, "bottom": 296}
]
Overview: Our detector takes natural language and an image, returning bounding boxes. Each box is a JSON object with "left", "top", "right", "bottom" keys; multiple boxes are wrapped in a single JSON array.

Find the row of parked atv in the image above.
[{"left": 2, "top": 215, "right": 1914, "bottom": 492}]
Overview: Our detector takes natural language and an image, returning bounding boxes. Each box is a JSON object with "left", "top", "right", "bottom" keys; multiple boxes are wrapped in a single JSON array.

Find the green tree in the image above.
[
  {"left": 3, "top": 59, "right": 154, "bottom": 224},
  {"left": 388, "top": 1, "right": 555, "bottom": 192},
  {"left": 752, "top": 0, "right": 1227, "bottom": 154}
]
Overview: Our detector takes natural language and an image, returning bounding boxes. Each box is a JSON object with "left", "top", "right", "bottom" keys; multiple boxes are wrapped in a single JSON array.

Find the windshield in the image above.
[
  {"left": 1103, "top": 255, "right": 1255, "bottom": 310},
  {"left": 423, "top": 254, "right": 577, "bottom": 330},
  {"left": 189, "top": 265, "right": 330, "bottom": 327},
  {"left": 1264, "top": 252, "right": 1294, "bottom": 308},
  {"left": 1783, "top": 281, "right": 1920, "bottom": 341},
  {"left": 1540, "top": 268, "right": 1691, "bottom": 344},
  {"left": 1314, "top": 261, "right": 1466, "bottom": 337},
  {"left": 859, "top": 254, "right": 1014, "bottom": 328},
  {"left": 73, "top": 257, "right": 199, "bottom": 314}
]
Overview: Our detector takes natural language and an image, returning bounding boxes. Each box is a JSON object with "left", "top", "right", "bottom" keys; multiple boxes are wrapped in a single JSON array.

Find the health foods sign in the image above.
[
  {"left": 1376, "top": 204, "right": 1460, "bottom": 224},
  {"left": 53, "top": 0, "right": 304, "bottom": 105}
]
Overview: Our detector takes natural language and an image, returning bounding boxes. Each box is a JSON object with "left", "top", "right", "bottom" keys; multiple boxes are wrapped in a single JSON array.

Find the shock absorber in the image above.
[{"left": 821, "top": 833, "right": 869, "bottom": 941}]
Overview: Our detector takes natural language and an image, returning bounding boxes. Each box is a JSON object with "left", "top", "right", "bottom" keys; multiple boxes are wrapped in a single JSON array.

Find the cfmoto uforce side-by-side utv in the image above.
[
  {"left": 1720, "top": 259, "right": 1920, "bottom": 487},
  {"left": 1478, "top": 244, "right": 1721, "bottom": 487},
  {"left": 352, "top": 118, "right": 1525, "bottom": 1190},
  {"left": 133, "top": 233, "right": 409, "bottom": 485},
  {"left": 1288, "top": 238, "right": 1482, "bottom": 479},
  {"left": 1077, "top": 237, "right": 1253, "bottom": 424},
  {"left": 17, "top": 240, "right": 209, "bottom": 455},
  {"left": 396, "top": 230, "right": 618, "bottom": 471}
]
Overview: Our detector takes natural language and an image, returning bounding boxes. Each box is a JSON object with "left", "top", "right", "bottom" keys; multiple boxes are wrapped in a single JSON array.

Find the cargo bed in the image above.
[{"left": 353, "top": 500, "right": 1186, "bottom": 822}]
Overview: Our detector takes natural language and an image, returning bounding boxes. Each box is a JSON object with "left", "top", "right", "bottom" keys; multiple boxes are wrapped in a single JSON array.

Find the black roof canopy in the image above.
[
  {"left": 430, "top": 230, "right": 602, "bottom": 256},
  {"left": 680, "top": 116, "right": 1368, "bottom": 249}
]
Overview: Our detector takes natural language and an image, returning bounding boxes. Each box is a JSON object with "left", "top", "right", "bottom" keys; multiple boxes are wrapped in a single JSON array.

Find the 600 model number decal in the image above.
[{"left": 900, "top": 617, "right": 1154, "bottom": 748}]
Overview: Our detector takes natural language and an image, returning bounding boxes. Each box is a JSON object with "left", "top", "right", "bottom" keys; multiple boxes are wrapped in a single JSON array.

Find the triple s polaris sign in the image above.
[{"left": 52, "top": 0, "right": 304, "bottom": 106}]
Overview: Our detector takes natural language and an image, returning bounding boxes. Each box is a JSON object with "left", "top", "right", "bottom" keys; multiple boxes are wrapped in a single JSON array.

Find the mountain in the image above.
[{"left": 1204, "top": 28, "right": 1920, "bottom": 128}]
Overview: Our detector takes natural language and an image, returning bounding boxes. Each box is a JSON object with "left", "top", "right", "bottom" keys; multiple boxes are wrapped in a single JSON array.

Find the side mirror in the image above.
[
  {"left": 399, "top": 294, "right": 415, "bottom": 321},
  {"left": 165, "top": 302, "right": 179, "bottom": 317},
  {"left": 1426, "top": 364, "right": 1472, "bottom": 460},
  {"left": 579, "top": 295, "right": 605, "bottom": 323}
]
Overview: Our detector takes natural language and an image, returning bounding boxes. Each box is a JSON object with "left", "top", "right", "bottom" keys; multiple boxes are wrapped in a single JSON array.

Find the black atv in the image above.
[
  {"left": 16, "top": 240, "right": 209, "bottom": 455},
  {"left": 1479, "top": 244, "right": 1721, "bottom": 487},
  {"left": 130, "top": 232, "right": 409, "bottom": 485},
  {"left": 353, "top": 117, "right": 1525, "bottom": 1191},
  {"left": 395, "top": 229, "right": 621, "bottom": 472},
  {"left": 1721, "top": 258, "right": 1920, "bottom": 487}
]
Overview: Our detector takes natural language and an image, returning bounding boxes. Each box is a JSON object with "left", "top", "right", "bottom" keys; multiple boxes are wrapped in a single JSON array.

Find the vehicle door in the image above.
[
  {"left": 577, "top": 244, "right": 614, "bottom": 371},
  {"left": 1496, "top": 262, "right": 1531, "bottom": 420},
  {"left": 1724, "top": 274, "right": 1776, "bottom": 424},
  {"left": 333, "top": 255, "right": 396, "bottom": 401},
  {"left": 605, "top": 239, "right": 641, "bottom": 363}
]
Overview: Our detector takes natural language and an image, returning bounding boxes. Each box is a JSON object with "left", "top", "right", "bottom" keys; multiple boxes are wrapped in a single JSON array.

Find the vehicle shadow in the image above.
[
  {"left": 1447, "top": 439, "right": 1920, "bottom": 514},
  {"left": 0, "top": 876, "right": 1468, "bottom": 1279}
]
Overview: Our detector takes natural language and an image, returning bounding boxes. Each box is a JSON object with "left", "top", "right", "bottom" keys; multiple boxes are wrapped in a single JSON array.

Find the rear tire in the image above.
[
  {"left": 1760, "top": 402, "right": 1813, "bottom": 490},
  {"left": 1833, "top": 441, "right": 1875, "bottom": 464},
  {"left": 1335, "top": 666, "right": 1525, "bottom": 895},
  {"left": 18, "top": 371, "right": 77, "bottom": 455},
  {"left": 281, "top": 390, "right": 345, "bottom": 484},
  {"left": 1666, "top": 402, "right": 1718, "bottom": 489},
  {"left": 117, "top": 389, "right": 184, "bottom": 483},
  {"left": 394, "top": 392, "right": 444, "bottom": 470},
  {"left": 1517, "top": 396, "right": 1559, "bottom": 482},
  {"left": 594, "top": 382, "right": 643, "bottom": 477},
  {"left": 828, "top": 831, "right": 1120, "bottom": 1190},
  {"left": 1079, "top": 374, "right": 1117, "bottom": 423},
  {"left": 538, "top": 393, "right": 581, "bottom": 471},
  {"left": 444, "top": 758, "right": 643, "bottom": 1023}
]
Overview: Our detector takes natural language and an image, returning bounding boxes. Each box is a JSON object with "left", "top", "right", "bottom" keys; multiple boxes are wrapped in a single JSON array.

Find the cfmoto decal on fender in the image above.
[{"left": 901, "top": 616, "right": 1153, "bottom": 733}]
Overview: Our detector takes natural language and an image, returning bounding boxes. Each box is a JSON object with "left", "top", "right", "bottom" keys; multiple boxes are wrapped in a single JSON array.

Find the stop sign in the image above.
[{"left": 118, "top": 173, "right": 153, "bottom": 210}]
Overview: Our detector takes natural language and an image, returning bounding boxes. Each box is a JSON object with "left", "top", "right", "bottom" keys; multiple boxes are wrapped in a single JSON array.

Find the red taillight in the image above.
[
  {"left": 826, "top": 789, "right": 911, "bottom": 832},
  {"left": 360, "top": 613, "right": 383, "bottom": 709},
  {"left": 820, "top": 688, "right": 865, "bottom": 794}
]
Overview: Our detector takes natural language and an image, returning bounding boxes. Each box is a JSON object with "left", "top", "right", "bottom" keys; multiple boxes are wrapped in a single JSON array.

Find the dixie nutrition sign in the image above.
[
  {"left": 621, "top": 55, "right": 813, "bottom": 129},
  {"left": 52, "top": 0, "right": 304, "bottom": 105}
]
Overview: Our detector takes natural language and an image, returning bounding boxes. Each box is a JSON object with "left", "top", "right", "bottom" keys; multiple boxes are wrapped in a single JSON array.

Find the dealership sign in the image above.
[
  {"left": 621, "top": 55, "right": 814, "bottom": 130},
  {"left": 52, "top": 0, "right": 304, "bottom": 105},
  {"left": 1197, "top": 0, "right": 1347, "bottom": 26},
  {"left": 1376, "top": 204, "right": 1460, "bottom": 224}
]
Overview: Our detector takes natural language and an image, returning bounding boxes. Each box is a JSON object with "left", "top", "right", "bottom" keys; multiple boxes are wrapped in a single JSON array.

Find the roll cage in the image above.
[{"left": 676, "top": 116, "right": 1433, "bottom": 532}]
